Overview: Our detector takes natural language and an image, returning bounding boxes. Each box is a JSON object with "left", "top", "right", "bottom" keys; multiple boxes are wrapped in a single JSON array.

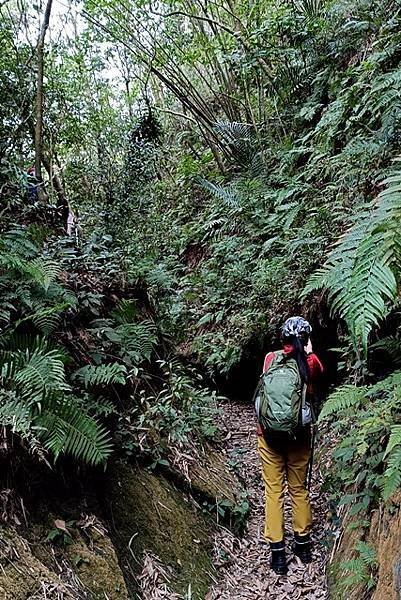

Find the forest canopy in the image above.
[{"left": 2, "top": 2, "right": 401, "bottom": 595}]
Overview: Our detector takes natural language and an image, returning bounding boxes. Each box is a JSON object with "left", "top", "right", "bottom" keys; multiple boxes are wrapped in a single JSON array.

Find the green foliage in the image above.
[
  {"left": 46, "top": 520, "right": 75, "bottom": 545},
  {"left": 39, "top": 399, "right": 112, "bottom": 465},
  {"left": 0, "top": 228, "right": 113, "bottom": 466},
  {"left": 304, "top": 168, "right": 401, "bottom": 358},
  {"left": 339, "top": 541, "right": 377, "bottom": 593},
  {"left": 321, "top": 372, "right": 401, "bottom": 510},
  {"left": 319, "top": 386, "right": 367, "bottom": 419},
  {"left": 0, "top": 341, "right": 112, "bottom": 465},
  {"left": 103, "top": 0, "right": 401, "bottom": 373},
  {"left": 4, "top": 8, "right": 401, "bottom": 584},
  {"left": 116, "top": 359, "right": 220, "bottom": 460},
  {"left": 73, "top": 363, "right": 127, "bottom": 388},
  {"left": 201, "top": 490, "right": 250, "bottom": 531},
  {"left": 90, "top": 318, "right": 158, "bottom": 367}
]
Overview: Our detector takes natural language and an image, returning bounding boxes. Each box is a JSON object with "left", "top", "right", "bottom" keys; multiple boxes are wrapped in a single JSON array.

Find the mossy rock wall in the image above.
[
  {"left": 189, "top": 445, "right": 242, "bottom": 505},
  {"left": 0, "top": 521, "right": 128, "bottom": 600},
  {"left": 330, "top": 494, "right": 401, "bottom": 600},
  {"left": 0, "top": 527, "right": 74, "bottom": 599},
  {"left": 369, "top": 494, "right": 401, "bottom": 600},
  {"left": 104, "top": 462, "right": 216, "bottom": 599},
  {"left": 62, "top": 526, "right": 128, "bottom": 599}
]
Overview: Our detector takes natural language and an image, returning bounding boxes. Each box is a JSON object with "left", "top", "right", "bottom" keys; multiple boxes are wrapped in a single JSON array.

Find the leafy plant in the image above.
[
  {"left": 320, "top": 372, "right": 401, "bottom": 507},
  {"left": 339, "top": 541, "right": 377, "bottom": 593},
  {"left": 0, "top": 343, "right": 112, "bottom": 465},
  {"left": 73, "top": 363, "right": 127, "bottom": 388},
  {"left": 303, "top": 166, "right": 401, "bottom": 360}
]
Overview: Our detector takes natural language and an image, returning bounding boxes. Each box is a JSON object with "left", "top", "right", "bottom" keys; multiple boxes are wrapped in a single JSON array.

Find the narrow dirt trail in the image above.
[{"left": 208, "top": 400, "right": 329, "bottom": 600}]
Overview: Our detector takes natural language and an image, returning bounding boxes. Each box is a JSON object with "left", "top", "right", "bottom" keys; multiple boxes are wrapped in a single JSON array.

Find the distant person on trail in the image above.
[
  {"left": 254, "top": 316, "right": 324, "bottom": 576},
  {"left": 27, "top": 166, "right": 38, "bottom": 201}
]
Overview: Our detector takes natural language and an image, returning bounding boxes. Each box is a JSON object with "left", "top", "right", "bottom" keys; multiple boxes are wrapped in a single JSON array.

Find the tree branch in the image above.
[{"left": 149, "top": 8, "right": 238, "bottom": 37}]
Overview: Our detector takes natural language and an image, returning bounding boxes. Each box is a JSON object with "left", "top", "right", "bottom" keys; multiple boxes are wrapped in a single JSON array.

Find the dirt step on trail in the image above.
[{"left": 208, "top": 400, "right": 329, "bottom": 600}]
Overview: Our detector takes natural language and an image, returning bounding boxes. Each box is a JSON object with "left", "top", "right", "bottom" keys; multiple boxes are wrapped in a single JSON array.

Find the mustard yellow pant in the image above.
[{"left": 258, "top": 434, "right": 312, "bottom": 543}]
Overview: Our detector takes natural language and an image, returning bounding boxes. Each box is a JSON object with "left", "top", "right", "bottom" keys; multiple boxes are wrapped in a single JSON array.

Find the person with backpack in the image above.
[{"left": 255, "top": 316, "right": 324, "bottom": 575}]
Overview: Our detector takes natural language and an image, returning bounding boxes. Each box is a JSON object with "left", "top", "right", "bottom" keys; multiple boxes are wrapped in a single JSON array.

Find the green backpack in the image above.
[{"left": 254, "top": 351, "right": 307, "bottom": 435}]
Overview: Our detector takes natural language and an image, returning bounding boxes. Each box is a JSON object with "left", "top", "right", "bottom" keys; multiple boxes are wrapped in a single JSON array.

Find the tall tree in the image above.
[{"left": 34, "top": 0, "right": 53, "bottom": 185}]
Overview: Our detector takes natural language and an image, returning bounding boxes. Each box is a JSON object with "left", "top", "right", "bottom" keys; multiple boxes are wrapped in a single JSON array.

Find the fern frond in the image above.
[
  {"left": 384, "top": 424, "right": 401, "bottom": 458},
  {"left": 382, "top": 443, "right": 401, "bottom": 499},
  {"left": 111, "top": 299, "right": 138, "bottom": 324},
  {"left": 355, "top": 541, "right": 377, "bottom": 567},
  {"left": 73, "top": 363, "right": 127, "bottom": 388},
  {"left": 0, "top": 390, "right": 33, "bottom": 435},
  {"left": 117, "top": 320, "right": 157, "bottom": 363},
  {"left": 10, "top": 347, "right": 69, "bottom": 402},
  {"left": 31, "top": 258, "right": 62, "bottom": 290},
  {"left": 37, "top": 397, "right": 112, "bottom": 465},
  {"left": 0, "top": 334, "right": 65, "bottom": 360},
  {"left": 1, "top": 228, "right": 39, "bottom": 258},
  {"left": 295, "top": 0, "right": 325, "bottom": 20},
  {"left": 0, "top": 252, "right": 42, "bottom": 279},
  {"left": 304, "top": 166, "right": 401, "bottom": 354},
  {"left": 319, "top": 385, "right": 367, "bottom": 420},
  {"left": 301, "top": 268, "right": 329, "bottom": 297},
  {"left": 214, "top": 121, "right": 256, "bottom": 165},
  {"left": 197, "top": 178, "right": 242, "bottom": 209}
]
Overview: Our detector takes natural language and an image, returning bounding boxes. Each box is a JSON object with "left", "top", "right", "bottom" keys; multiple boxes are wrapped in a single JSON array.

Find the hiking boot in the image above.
[
  {"left": 293, "top": 533, "right": 312, "bottom": 563},
  {"left": 270, "top": 541, "right": 288, "bottom": 575}
]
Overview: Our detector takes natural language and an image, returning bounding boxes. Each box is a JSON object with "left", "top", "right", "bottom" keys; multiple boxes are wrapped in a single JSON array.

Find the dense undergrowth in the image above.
[
  {"left": 0, "top": 189, "right": 219, "bottom": 468},
  {"left": 2, "top": 0, "right": 401, "bottom": 596}
]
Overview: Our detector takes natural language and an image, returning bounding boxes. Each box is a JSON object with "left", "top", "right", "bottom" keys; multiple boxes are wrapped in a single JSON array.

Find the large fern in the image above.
[
  {"left": 73, "top": 363, "right": 127, "bottom": 388},
  {"left": 0, "top": 342, "right": 112, "bottom": 465},
  {"left": 214, "top": 121, "right": 257, "bottom": 167},
  {"left": 319, "top": 385, "right": 367, "bottom": 420},
  {"left": 38, "top": 398, "right": 112, "bottom": 465},
  {"left": 1, "top": 347, "right": 70, "bottom": 403},
  {"left": 303, "top": 166, "right": 401, "bottom": 356}
]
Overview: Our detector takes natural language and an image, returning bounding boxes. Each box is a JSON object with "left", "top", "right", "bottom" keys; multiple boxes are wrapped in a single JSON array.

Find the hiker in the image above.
[
  {"left": 27, "top": 166, "right": 38, "bottom": 201},
  {"left": 255, "top": 316, "right": 324, "bottom": 575}
]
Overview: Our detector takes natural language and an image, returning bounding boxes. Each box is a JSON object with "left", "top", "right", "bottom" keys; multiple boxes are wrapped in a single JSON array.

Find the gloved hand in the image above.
[{"left": 304, "top": 338, "right": 313, "bottom": 354}]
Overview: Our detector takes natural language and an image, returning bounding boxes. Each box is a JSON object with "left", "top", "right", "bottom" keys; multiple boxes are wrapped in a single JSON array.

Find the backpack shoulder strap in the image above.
[{"left": 263, "top": 351, "right": 276, "bottom": 373}]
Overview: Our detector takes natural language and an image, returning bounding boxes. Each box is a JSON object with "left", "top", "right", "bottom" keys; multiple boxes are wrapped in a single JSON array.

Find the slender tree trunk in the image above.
[
  {"left": 41, "top": 154, "right": 70, "bottom": 229},
  {"left": 34, "top": 0, "right": 53, "bottom": 183}
]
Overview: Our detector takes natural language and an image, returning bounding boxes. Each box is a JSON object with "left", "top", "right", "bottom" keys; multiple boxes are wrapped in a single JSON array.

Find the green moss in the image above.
[
  {"left": 19, "top": 515, "right": 128, "bottom": 599},
  {"left": 0, "top": 527, "right": 74, "bottom": 599},
  {"left": 63, "top": 529, "right": 128, "bottom": 599},
  {"left": 105, "top": 462, "right": 216, "bottom": 599},
  {"left": 189, "top": 446, "right": 241, "bottom": 504}
]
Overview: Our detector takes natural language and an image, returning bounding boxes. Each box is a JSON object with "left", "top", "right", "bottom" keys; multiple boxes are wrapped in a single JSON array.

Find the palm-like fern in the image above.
[
  {"left": 214, "top": 121, "right": 257, "bottom": 167},
  {"left": 303, "top": 166, "right": 401, "bottom": 356},
  {"left": 0, "top": 344, "right": 112, "bottom": 465},
  {"left": 296, "top": 0, "right": 325, "bottom": 20},
  {"left": 318, "top": 385, "right": 367, "bottom": 420},
  {"left": 38, "top": 398, "right": 112, "bottom": 465},
  {"left": 73, "top": 363, "right": 127, "bottom": 388}
]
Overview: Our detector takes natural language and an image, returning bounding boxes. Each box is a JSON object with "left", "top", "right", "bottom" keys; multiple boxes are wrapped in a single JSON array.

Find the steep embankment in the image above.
[
  {"left": 0, "top": 443, "right": 243, "bottom": 599},
  {"left": 208, "top": 400, "right": 329, "bottom": 600}
]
